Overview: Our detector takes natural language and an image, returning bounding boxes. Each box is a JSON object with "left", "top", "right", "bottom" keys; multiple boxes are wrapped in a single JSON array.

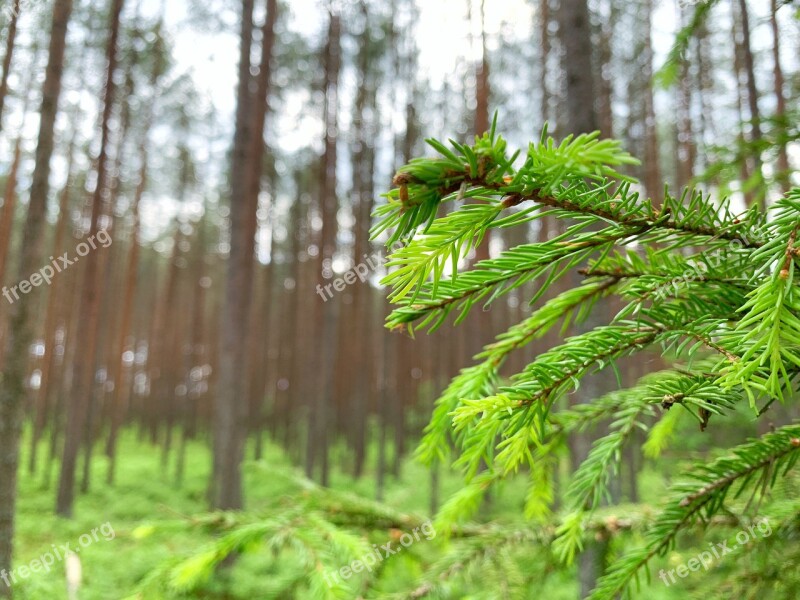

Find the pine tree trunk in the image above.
[
  {"left": 474, "top": 0, "right": 489, "bottom": 136},
  {"left": 212, "top": 0, "right": 256, "bottom": 509},
  {"left": 27, "top": 143, "right": 75, "bottom": 475},
  {"left": 0, "top": 139, "right": 21, "bottom": 292},
  {"left": 675, "top": 3, "right": 694, "bottom": 191},
  {"left": 105, "top": 157, "right": 144, "bottom": 484},
  {"left": 557, "top": 0, "right": 611, "bottom": 596},
  {"left": 540, "top": 0, "right": 550, "bottom": 125},
  {"left": 730, "top": 3, "right": 751, "bottom": 200},
  {"left": 0, "top": 0, "right": 20, "bottom": 133},
  {"left": 734, "top": 0, "right": 763, "bottom": 208},
  {"left": 105, "top": 56, "right": 160, "bottom": 481},
  {"left": 769, "top": 0, "right": 789, "bottom": 192},
  {"left": 56, "top": 0, "right": 124, "bottom": 517},
  {"left": 642, "top": 0, "right": 661, "bottom": 200},
  {"left": 176, "top": 212, "right": 208, "bottom": 485},
  {"left": 0, "top": 0, "right": 74, "bottom": 589},
  {"left": 595, "top": 21, "right": 613, "bottom": 139},
  {"left": 276, "top": 173, "right": 304, "bottom": 448},
  {"left": 306, "top": 8, "right": 341, "bottom": 486},
  {"left": 340, "top": 0, "right": 377, "bottom": 478},
  {"left": 0, "top": 137, "right": 22, "bottom": 373},
  {"left": 244, "top": 0, "right": 278, "bottom": 458}
]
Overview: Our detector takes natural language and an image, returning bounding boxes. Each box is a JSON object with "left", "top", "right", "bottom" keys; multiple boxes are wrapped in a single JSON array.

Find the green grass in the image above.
[
  {"left": 8, "top": 418, "right": 762, "bottom": 599},
  {"left": 11, "top": 430, "right": 475, "bottom": 599}
]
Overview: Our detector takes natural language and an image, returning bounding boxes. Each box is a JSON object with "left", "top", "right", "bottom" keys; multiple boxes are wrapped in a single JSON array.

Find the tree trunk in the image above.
[
  {"left": 0, "top": 139, "right": 21, "bottom": 292},
  {"left": 557, "top": 0, "right": 609, "bottom": 596},
  {"left": 306, "top": 8, "right": 341, "bottom": 487},
  {"left": 540, "top": 0, "right": 551, "bottom": 125},
  {"left": 474, "top": 0, "right": 489, "bottom": 136},
  {"left": 27, "top": 142, "right": 75, "bottom": 475},
  {"left": 558, "top": 0, "right": 597, "bottom": 136},
  {"left": 244, "top": 0, "right": 278, "bottom": 458},
  {"left": 56, "top": 0, "right": 124, "bottom": 517},
  {"left": 105, "top": 150, "right": 144, "bottom": 484},
  {"left": 675, "top": 4, "right": 695, "bottom": 191},
  {"left": 734, "top": 0, "right": 763, "bottom": 208},
  {"left": 104, "top": 40, "right": 164, "bottom": 482},
  {"left": 211, "top": 0, "right": 256, "bottom": 510},
  {"left": 642, "top": 0, "right": 661, "bottom": 199},
  {"left": 730, "top": 2, "right": 751, "bottom": 201},
  {"left": 0, "top": 0, "right": 74, "bottom": 589},
  {"left": 0, "top": 0, "right": 21, "bottom": 133},
  {"left": 332, "top": 0, "right": 376, "bottom": 478},
  {"left": 769, "top": 0, "right": 789, "bottom": 192}
]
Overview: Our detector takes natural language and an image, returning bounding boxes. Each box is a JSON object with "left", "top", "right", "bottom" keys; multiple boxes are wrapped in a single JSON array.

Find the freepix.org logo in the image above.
[{"left": 2, "top": 230, "right": 112, "bottom": 305}]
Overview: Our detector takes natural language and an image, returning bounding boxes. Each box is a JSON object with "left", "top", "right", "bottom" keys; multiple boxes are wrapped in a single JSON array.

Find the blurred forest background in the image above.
[{"left": 0, "top": 0, "right": 798, "bottom": 598}]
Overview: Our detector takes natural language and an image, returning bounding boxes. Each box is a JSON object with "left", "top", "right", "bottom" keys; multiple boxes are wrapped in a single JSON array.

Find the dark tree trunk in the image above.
[
  {"left": 769, "top": 0, "right": 789, "bottom": 191},
  {"left": 0, "top": 139, "right": 21, "bottom": 293},
  {"left": 0, "top": 0, "right": 74, "bottom": 588},
  {"left": 733, "top": 0, "right": 763, "bottom": 208},
  {"left": 558, "top": 0, "right": 597, "bottom": 136},
  {"left": 642, "top": 0, "right": 661, "bottom": 200},
  {"left": 211, "top": 0, "right": 256, "bottom": 510},
  {"left": 57, "top": 0, "right": 124, "bottom": 517},
  {"left": 105, "top": 47, "right": 162, "bottom": 481},
  {"left": 540, "top": 0, "right": 551, "bottom": 125},
  {"left": 0, "top": 0, "right": 21, "bottom": 132},
  {"left": 474, "top": 0, "right": 489, "bottom": 136},
  {"left": 244, "top": 0, "right": 278, "bottom": 457},
  {"left": 28, "top": 142, "right": 75, "bottom": 475},
  {"left": 557, "top": 0, "right": 609, "bottom": 597},
  {"left": 306, "top": 8, "right": 341, "bottom": 486}
]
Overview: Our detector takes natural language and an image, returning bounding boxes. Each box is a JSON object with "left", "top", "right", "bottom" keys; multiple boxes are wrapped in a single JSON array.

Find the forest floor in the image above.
[
  {"left": 11, "top": 431, "right": 529, "bottom": 599},
  {"left": 11, "top": 428, "right": 711, "bottom": 599}
]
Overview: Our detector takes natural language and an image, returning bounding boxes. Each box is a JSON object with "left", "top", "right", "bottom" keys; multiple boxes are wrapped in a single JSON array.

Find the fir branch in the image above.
[
  {"left": 416, "top": 277, "right": 621, "bottom": 466},
  {"left": 588, "top": 425, "right": 800, "bottom": 600}
]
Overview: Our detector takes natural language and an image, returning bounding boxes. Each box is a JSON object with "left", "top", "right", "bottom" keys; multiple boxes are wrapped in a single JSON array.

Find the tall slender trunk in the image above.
[
  {"left": 0, "top": 0, "right": 74, "bottom": 589},
  {"left": 176, "top": 212, "right": 208, "bottom": 485},
  {"left": 212, "top": 0, "right": 256, "bottom": 510},
  {"left": 676, "top": 3, "right": 695, "bottom": 191},
  {"left": 56, "top": 0, "right": 124, "bottom": 517},
  {"left": 306, "top": 8, "right": 341, "bottom": 487},
  {"left": 736, "top": 0, "right": 761, "bottom": 144},
  {"left": 539, "top": 0, "right": 550, "bottom": 125},
  {"left": 558, "top": 0, "right": 611, "bottom": 596},
  {"left": 769, "top": 0, "right": 789, "bottom": 192},
  {"left": 275, "top": 172, "right": 303, "bottom": 448},
  {"left": 735, "top": 0, "right": 763, "bottom": 208},
  {"left": 244, "top": 0, "right": 278, "bottom": 457},
  {"left": 0, "top": 137, "right": 21, "bottom": 375},
  {"left": 104, "top": 42, "right": 163, "bottom": 481},
  {"left": 642, "top": 0, "right": 661, "bottom": 200},
  {"left": 474, "top": 0, "right": 489, "bottom": 136},
  {"left": 0, "top": 139, "right": 21, "bottom": 291},
  {"left": 0, "top": 0, "right": 21, "bottom": 132},
  {"left": 105, "top": 149, "right": 144, "bottom": 484},
  {"left": 730, "top": 1, "right": 752, "bottom": 206},
  {"left": 329, "top": 0, "right": 375, "bottom": 478},
  {"left": 27, "top": 142, "right": 75, "bottom": 475},
  {"left": 595, "top": 21, "right": 613, "bottom": 139},
  {"left": 157, "top": 228, "right": 183, "bottom": 471}
]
